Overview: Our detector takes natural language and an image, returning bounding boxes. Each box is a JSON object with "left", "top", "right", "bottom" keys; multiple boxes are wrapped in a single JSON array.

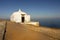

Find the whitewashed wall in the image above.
[
  {"left": 10, "top": 12, "right": 21, "bottom": 23},
  {"left": 25, "top": 15, "right": 30, "bottom": 23},
  {"left": 10, "top": 12, "right": 30, "bottom": 23}
]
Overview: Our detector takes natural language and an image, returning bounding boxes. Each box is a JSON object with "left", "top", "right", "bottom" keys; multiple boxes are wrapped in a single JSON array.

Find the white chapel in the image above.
[
  {"left": 10, "top": 9, "right": 39, "bottom": 26},
  {"left": 10, "top": 9, "right": 30, "bottom": 23}
]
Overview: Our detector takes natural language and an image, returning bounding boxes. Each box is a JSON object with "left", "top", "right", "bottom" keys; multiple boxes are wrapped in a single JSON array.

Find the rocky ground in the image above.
[{"left": 0, "top": 21, "right": 60, "bottom": 40}]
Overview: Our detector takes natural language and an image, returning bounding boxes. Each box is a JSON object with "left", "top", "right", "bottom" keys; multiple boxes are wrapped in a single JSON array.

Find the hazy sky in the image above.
[{"left": 0, "top": 0, "right": 60, "bottom": 19}]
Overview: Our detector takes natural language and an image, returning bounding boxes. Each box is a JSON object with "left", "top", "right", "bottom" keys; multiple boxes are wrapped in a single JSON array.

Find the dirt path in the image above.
[
  {"left": 4, "top": 21, "right": 60, "bottom": 40},
  {"left": 0, "top": 21, "right": 60, "bottom": 40}
]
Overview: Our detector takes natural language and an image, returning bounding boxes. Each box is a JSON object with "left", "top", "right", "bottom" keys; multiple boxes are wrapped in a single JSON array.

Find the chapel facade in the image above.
[
  {"left": 10, "top": 9, "right": 39, "bottom": 26},
  {"left": 10, "top": 9, "right": 30, "bottom": 23}
]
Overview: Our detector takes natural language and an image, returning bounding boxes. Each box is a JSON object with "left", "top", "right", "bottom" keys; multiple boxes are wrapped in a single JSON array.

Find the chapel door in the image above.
[
  {"left": 22, "top": 17, "right": 25, "bottom": 23},
  {"left": 21, "top": 14, "right": 25, "bottom": 23}
]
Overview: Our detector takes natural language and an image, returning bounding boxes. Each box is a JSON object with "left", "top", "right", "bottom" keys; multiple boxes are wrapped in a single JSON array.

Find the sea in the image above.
[{"left": 32, "top": 18, "right": 60, "bottom": 28}]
